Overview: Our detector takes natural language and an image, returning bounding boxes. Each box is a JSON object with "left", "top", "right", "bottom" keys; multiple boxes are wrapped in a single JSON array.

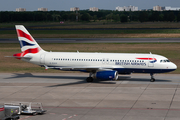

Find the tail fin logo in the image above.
[
  {"left": 17, "top": 29, "right": 34, "bottom": 42},
  {"left": 14, "top": 25, "right": 42, "bottom": 59},
  {"left": 19, "top": 40, "right": 35, "bottom": 48}
]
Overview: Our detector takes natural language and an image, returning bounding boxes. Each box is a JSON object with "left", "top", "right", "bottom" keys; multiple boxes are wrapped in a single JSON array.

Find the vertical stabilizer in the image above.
[{"left": 14, "top": 25, "right": 44, "bottom": 58}]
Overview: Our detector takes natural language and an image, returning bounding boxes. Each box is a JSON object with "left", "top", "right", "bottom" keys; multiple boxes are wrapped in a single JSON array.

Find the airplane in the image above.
[{"left": 11, "top": 25, "right": 177, "bottom": 82}]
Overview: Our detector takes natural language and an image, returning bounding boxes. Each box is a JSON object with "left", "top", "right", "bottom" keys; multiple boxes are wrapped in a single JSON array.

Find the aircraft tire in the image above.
[
  {"left": 150, "top": 78, "right": 155, "bottom": 82},
  {"left": 86, "top": 77, "right": 93, "bottom": 82}
]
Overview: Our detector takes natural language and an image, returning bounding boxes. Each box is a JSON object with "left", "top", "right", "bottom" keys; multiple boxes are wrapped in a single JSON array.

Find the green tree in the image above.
[
  {"left": 177, "top": 12, "right": 180, "bottom": 22},
  {"left": 93, "top": 15, "right": 97, "bottom": 22},
  {"left": 81, "top": 13, "right": 90, "bottom": 21},
  {"left": 120, "top": 14, "right": 128, "bottom": 23},
  {"left": 68, "top": 13, "right": 76, "bottom": 21},
  {"left": 168, "top": 12, "right": 175, "bottom": 22},
  {"left": 113, "top": 14, "right": 120, "bottom": 22},
  {"left": 139, "top": 12, "right": 148, "bottom": 23},
  {"left": 159, "top": 14, "right": 164, "bottom": 21},
  {"left": 61, "top": 14, "right": 68, "bottom": 21},
  {"left": 106, "top": 13, "right": 113, "bottom": 21}
]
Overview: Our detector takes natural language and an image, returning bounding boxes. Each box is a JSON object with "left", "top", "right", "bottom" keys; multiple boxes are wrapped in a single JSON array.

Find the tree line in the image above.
[{"left": 1, "top": 10, "right": 180, "bottom": 23}]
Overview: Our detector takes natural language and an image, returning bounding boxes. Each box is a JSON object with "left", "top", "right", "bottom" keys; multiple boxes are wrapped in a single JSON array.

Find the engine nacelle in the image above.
[{"left": 92, "top": 71, "right": 118, "bottom": 80}]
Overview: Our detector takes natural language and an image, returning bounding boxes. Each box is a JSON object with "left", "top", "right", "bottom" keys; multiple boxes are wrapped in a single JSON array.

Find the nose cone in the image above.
[{"left": 170, "top": 63, "right": 177, "bottom": 70}]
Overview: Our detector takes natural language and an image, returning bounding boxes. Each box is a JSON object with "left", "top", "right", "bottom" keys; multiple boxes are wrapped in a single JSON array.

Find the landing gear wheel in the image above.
[
  {"left": 150, "top": 78, "right": 155, "bottom": 82},
  {"left": 150, "top": 73, "right": 155, "bottom": 82},
  {"left": 86, "top": 77, "right": 93, "bottom": 82}
]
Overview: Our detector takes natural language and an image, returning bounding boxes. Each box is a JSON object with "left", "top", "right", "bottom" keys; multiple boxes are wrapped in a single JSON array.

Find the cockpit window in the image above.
[{"left": 160, "top": 59, "right": 170, "bottom": 63}]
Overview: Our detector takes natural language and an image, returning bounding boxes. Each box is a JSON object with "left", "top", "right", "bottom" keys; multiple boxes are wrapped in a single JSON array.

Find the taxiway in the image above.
[{"left": 0, "top": 73, "right": 180, "bottom": 120}]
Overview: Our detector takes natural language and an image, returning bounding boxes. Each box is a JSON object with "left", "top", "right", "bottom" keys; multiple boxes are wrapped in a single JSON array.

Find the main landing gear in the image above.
[
  {"left": 86, "top": 73, "right": 94, "bottom": 82},
  {"left": 86, "top": 77, "right": 93, "bottom": 82},
  {"left": 150, "top": 73, "right": 155, "bottom": 82}
]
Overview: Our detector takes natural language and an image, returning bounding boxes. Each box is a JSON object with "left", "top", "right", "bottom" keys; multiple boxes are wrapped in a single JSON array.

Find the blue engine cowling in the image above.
[{"left": 93, "top": 71, "right": 118, "bottom": 80}]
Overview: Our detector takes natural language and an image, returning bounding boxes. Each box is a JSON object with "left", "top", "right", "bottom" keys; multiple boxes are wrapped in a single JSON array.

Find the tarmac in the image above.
[{"left": 0, "top": 73, "right": 180, "bottom": 120}]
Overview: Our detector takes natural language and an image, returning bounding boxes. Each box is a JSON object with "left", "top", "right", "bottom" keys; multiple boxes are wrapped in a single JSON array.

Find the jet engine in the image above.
[{"left": 92, "top": 70, "right": 118, "bottom": 80}]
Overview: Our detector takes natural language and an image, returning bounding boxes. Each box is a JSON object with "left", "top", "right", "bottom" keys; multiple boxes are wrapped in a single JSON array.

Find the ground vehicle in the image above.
[
  {"left": 4, "top": 102, "right": 46, "bottom": 116},
  {"left": 0, "top": 105, "right": 20, "bottom": 120}
]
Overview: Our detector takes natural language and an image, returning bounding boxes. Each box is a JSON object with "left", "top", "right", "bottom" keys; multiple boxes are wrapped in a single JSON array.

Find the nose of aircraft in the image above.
[{"left": 170, "top": 62, "right": 177, "bottom": 70}]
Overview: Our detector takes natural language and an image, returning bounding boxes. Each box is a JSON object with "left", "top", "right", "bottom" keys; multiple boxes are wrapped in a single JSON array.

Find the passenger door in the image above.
[{"left": 148, "top": 56, "right": 154, "bottom": 67}]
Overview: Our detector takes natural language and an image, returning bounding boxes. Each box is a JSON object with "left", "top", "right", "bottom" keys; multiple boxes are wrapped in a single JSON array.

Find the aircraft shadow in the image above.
[
  {"left": 4, "top": 73, "right": 172, "bottom": 87},
  {"left": 5, "top": 73, "right": 117, "bottom": 87},
  {"left": 122, "top": 78, "right": 172, "bottom": 82},
  {"left": 5, "top": 73, "right": 86, "bottom": 80}
]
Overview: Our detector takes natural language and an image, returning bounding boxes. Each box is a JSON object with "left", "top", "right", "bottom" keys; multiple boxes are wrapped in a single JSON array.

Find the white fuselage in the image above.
[{"left": 24, "top": 51, "right": 177, "bottom": 74}]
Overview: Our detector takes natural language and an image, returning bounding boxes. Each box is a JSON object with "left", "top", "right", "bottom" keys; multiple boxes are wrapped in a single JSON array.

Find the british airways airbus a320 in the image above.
[{"left": 11, "top": 25, "right": 177, "bottom": 82}]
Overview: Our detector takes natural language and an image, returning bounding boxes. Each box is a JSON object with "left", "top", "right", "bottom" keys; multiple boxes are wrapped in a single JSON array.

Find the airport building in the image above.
[
  {"left": 164, "top": 6, "right": 180, "bottom": 11},
  {"left": 89, "top": 7, "right": 98, "bottom": 12},
  {"left": 116, "top": 5, "right": 138, "bottom": 11},
  {"left": 16, "top": 8, "right": 26, "bottom": 12},
  {"left": 153, "top": 6, "right": 180, "bottom": 11},
  {"left": 70, "top": 7, "right": 79, "bottom": 11},
  {"left": 153, "top": 5, "right": 162, "bottom": 11},
  {"left": 38, "top": 8, "right": 48, "bottom": 11}
]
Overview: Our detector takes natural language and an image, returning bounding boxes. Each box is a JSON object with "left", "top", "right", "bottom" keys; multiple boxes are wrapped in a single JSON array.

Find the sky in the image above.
[{"left": 0, "top": 0, "right": 180, "bottom": 11}]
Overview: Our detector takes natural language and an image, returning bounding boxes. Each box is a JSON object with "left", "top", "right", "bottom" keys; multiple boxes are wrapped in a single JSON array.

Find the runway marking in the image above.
[
  {"left": 68, "top": 116, "right": 72, "bottom": 118},
  {"left": 62, "top": 114, "right": 77, "bottom": 120}
]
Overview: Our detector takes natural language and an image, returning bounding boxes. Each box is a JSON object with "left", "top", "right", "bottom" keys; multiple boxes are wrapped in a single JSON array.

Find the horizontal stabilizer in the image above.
[{"left": 5, "top": 56, "right": 32, "bottom": 59}]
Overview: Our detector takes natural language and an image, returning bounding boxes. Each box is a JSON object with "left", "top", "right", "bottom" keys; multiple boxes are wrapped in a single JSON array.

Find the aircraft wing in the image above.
[{"left": 44, "top": 65, "right": 122, "bottom": 72}]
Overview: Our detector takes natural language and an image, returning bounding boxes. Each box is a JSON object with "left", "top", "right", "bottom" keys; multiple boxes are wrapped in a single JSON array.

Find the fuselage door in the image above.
[{"left": 148, "top": 56, "right": 154, "bottom": 67}]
